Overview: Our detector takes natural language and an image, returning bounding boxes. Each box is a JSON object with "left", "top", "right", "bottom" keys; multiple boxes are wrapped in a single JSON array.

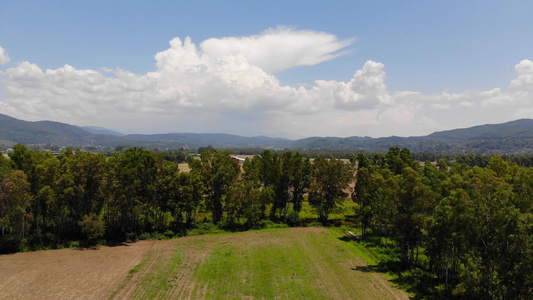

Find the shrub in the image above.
[
  {"left": 163, "top": 230, "right": 175, "bottom": 239},
  {"left": 126, "top": 232, "right": 138, "bottom": 242},
  {"left": 78, "top": 214, "right": 105, "bottom": 246},
  {"left": 188, "top": 222, "right": 221, "bottom": 236},
  {"left": 285, "top": 211, "right": 301, "bottom": 227},
  {"left": 138, "top": 232, "right": 152, "bottom": 240}
]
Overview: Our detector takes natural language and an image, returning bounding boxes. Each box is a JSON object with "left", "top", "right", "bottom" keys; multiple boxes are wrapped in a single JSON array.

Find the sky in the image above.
[{"left": 1, "top": 1, "right": 533, "bottom": 139}]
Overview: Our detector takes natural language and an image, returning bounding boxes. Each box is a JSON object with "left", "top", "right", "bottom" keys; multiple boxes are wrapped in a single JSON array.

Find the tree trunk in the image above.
[{"left": 416, "top": 244, "right": 419, "bottom": 265}]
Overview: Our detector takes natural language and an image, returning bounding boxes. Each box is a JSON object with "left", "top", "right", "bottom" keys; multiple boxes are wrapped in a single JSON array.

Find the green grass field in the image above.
[{"left": 110, "top": 227, "right": 407, "bottom": 299}]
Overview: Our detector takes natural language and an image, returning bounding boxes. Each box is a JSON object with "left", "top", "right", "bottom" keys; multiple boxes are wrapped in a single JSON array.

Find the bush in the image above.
[
  {"left": 0, "top": 235, "right": 21, "bottom": 254},
  {"left": 255, "top": 219, "right": 274, "bottom": 229},
  {"left": 138, "top": 232, "right": 153, "bottom": 240},
  {"left": 78, "top": 214, "right": 105, "bottom": 246},
  {"left": 266, "top": 222, "right": 289, "bottom": 229},
  {"left": 285, "top": 211, "right": 301, "bottom": 227},
  {"left": 187, "top": 222, "right": 221, "bottom": 236},
  {"left": 163, "top": 230, "right": 175, "bottom": 239},
  {"left": 126, "top": 232, "right": 138, "bottom": 242}
]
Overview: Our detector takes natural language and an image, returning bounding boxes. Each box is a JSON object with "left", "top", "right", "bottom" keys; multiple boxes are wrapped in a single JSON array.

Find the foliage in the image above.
[
  {"left": 353, "top": 148, "right": 533, "bottom": 299},
  {"left": 308, "top": 156, "right": 353, "bottom": 224},
  {"left": 2, "top": 144, "right": 533, "bottom": 299},
  {"left": 0, "top": 170, "right": 33, "bottom": 250},
  {"left": 78, "top": 213, "right": 105, "bottom": 246},
  {"left": 285, "top": 210, "right": 301, "bottom": 227}
]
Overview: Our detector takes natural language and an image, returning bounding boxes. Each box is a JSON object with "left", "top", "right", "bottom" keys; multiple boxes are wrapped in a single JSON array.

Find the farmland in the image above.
[{"left": 0, "top": 227, "right": 408, "bottom": 300}]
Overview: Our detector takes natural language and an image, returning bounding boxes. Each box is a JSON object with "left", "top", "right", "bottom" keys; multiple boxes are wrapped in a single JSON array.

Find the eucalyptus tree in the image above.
[
  {"left": 101, "top": 147, "right": 158, "bottom": 238},
  {"left": 0, "top": 155, "right": 12, "bottom": 178},
  {"left": 308, "top": 156, "right": 353, "bottom": 224},
  {"left": 273, "top": 151, "right": 291, "bottom": 218},
  {"left": 0, "top": 170, "right": 33, "bottom": 249},
  {"left": 192, "top": 150, "right": 240, "bottom": 224},
  {"left": 58, "top": 149, "right": 106, "bottom": 236},
  {"left": 289, "top": 152, "right": 311, "bottom": 213},
  {"left": 174, "top": 170, "right": 204, "bottom": 225},
  {"left": 395, "top": 167, "right": 435, "bottom": 268},
  {"left": 153, "top": 159, "right": 179, "bottom": 230},
  {"left": 353, "top": 167, "right": 387, "bottom": 238}
]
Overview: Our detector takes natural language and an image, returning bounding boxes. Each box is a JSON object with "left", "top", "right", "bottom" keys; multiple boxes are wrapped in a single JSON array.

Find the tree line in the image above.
[
  {"left": 0, "top": 145, "right": 353, "bottom": 252},
  {"left": 1, "top": 144, "right": 532, "bottom": 298}
]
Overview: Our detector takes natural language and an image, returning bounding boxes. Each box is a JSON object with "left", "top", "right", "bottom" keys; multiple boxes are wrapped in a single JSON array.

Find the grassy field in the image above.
[{"left": 111, "top": 227, "right": 408, "bottom": 299}]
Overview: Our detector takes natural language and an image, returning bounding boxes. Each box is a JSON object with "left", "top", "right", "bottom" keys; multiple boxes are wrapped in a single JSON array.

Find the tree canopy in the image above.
[{"left": 1, "top": 144, "right": 532, "bottom": 298}]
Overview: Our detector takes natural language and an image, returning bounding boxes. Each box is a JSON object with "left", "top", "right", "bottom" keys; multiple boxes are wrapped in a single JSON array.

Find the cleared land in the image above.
[
  {"left": 0, "top": 240, "right": 160, "bottom": 300},
  {"left": 0, "top": 228, "right": 408, "bottom": 300}
]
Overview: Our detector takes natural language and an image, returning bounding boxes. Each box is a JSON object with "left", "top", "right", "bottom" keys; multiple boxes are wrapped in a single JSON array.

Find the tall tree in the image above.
[
  {"left": 289, "top": 153, "right": 311, "bottom": 213},
  {"left": 395, "top": 167, "right": 435, "bottom": 268},
  {"left": 194, "top": 150, "right": 240, "bottom": 223},
  {"left": 101, "top": 148, "right": 157, "bottom": 238},
  {"left": 0, "top": 170, "right": 33, "bottom": 249},
  {"left": 308, "top": 156, "right": 353, "bottom": 224}
]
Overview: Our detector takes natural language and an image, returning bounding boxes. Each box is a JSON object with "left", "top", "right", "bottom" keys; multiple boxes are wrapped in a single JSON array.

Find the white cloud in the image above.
[
  {"left": 200, "top": 27, "right": 353, "bottom": 73},
  {"left": 509, "top": 59, "right": 533, "bottom": 91},
  {"left": 0, "top": 30, "right": 533, "bottom": 138},
  {"left": 332, "top": 60, "right": 391, "bottom": 109},
  {"left": 0, "top": 46, "right": 10, "bottom": 65}
]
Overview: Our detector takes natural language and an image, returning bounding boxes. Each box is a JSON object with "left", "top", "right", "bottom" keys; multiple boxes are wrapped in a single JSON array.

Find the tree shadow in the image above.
[
  {"left": 106, "top": 241, "right": 131, "bottom": 247},
  {"left": 73, "top": 246, "right": 100, "bottom": 251},
  {"left": 351, "top": 263, "right": 390, "bottom": 274},
  {"left": 351, "top": 264, "right": 382, "bottom": 273},
  {"left": 338, "top": 236, "right": 359, "bottom": 242},
  {"left": 72, "top": 241, "right": 131, "bottom": 251}
]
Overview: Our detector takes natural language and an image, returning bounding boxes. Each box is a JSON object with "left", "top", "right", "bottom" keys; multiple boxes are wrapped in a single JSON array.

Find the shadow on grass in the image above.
[
  {"left": 338, "top": 236, "right": 360, "bottom": 242},
  {"left": 351, "top": 264, "right": 386, "bottom": 273},
  {"left": 337, "top": 234, "right": 421, "bottom": 298}
]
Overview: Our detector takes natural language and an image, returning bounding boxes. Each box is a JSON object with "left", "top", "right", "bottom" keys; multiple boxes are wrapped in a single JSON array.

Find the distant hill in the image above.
[
  {"left": 427, "top": 119, "right": 533, "bottom": 141},
  {"left": 1, "top": 113, "right": 533, "bottom": 154},
  {"left": 80, "top": 126, "right": 124, "bottom": 136},
  {"left": 123, "top": 133, "right": 290, "bottom": 149},
  {"left": 0, "top": 114, "right": 93, "bottom": 146}
]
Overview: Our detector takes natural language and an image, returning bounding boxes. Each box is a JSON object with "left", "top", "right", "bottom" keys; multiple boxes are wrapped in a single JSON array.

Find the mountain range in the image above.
[{"left": 1, "top": 113, "right": 533, "bottom": 155}]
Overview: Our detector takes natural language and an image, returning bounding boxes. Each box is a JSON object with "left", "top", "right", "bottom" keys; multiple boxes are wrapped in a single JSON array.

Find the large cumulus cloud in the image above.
[{"left": 1, "top": 30, "right": 533, "bottom": 138}]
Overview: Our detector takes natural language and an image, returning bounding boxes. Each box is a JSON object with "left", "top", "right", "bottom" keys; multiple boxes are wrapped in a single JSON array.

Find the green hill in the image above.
[{"left": 2, "top": 113, "right": 533, "bottom": 154}]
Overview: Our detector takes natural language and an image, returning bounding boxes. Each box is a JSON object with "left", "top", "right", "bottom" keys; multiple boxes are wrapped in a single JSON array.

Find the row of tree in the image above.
[
  {"left": 353, "top": 148, "right": 533, "bottom": 299},
  {"left": 0, "top": 145, "right": 353, "bottom": 252}
]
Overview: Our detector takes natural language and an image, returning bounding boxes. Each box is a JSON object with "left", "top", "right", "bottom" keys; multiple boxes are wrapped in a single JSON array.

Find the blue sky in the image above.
[{"left": 1, "top": 1, "right": 533, "bottom": 138}]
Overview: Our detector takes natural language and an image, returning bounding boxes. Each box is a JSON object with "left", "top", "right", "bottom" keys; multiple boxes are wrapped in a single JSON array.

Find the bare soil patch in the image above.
[
  {"left": 178, "top": 162, "right": 190, "bottom": 173},
  {"left": 0, "top": 241, "right": 168, "bottom": 300}
]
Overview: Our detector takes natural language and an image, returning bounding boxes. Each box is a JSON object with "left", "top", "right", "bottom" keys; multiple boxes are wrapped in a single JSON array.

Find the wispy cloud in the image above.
[{"left": 200, "top": 27, "right": 354, "bottom": 74}]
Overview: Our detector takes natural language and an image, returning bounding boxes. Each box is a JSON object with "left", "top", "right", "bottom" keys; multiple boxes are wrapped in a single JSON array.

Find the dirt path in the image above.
[{"left": 0, "top": 241, "right": 161, "bottom": 300}]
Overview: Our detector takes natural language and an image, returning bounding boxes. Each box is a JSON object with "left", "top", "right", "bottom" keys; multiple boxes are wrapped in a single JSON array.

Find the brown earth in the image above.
[{"left": 0, "top": 240, "right": 169, "bottom": 300}]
